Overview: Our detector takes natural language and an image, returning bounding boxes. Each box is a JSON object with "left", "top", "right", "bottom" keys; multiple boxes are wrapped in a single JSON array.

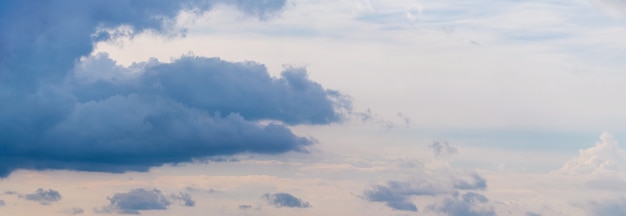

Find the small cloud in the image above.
[
  {"left": 0, "top": 200, "right": 5, "bottom": 206},
  {"left": 363, "top": 179, "right": 447, "bottom": 212},
  {"left": 262, "top": 193, "right": 311, "bottom": 208},
  {"left": 185, "top": 186, "right": 217, "bottom": 194},
  {"left": 96, "top": 188, "right": 171, "bottom": 214},
  {"left": 461, "top": 192, "right": 489, "bottom": 203},
  {"left": 453, "top": 174, "right": 487, "bottom": 190},
  {"left": 169, "top": 192, "right": 195, "bottom": 207},
  {"left": 526, "top": 212, "right": 542, "bottom": 216},
  {"left": 428, "top": 192, "right": 495, "bottom": 216},
  {"left": 65, "top": 208, "right": 84, "bottom": 215},
  {"left": 363, "top": 173, "right": 489, "bottom": 211},
  {"left": 429, "top": 140, "right": 458, "bottom": 157},
  {"left": 238, "top": 204, "right": 253, "bottom": 210},
  {"left": 20, "top": 188, "right": 62, "bottom": 205}
]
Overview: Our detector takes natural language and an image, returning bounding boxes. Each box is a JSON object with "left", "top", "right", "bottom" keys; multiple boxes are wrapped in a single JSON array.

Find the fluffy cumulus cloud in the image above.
[
  {"left": 0, "top": 0, "right": 350, "bottom": 178},
  {"left": 19, "top": 188, "right": 62, "bottom": 205},
  {"left": 96, "top": 188, "right": 193, "bottom": 214},
  {"left": 558, "top": 132, "right": 626, "bottom": 174},
  {"left": 262, "top": 193, "right": 311, "bottom": 208}
]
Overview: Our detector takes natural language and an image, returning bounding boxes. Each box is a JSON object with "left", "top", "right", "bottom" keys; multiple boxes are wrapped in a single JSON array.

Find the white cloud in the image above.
[{"left": 558, "top": 132, "right": 626, "bottom": 174}]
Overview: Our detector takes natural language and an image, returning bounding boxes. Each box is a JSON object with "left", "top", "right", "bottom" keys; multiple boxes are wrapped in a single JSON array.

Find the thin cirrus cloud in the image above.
[{"left": 0, "top": 0, "right": 350, "bottom": 178}]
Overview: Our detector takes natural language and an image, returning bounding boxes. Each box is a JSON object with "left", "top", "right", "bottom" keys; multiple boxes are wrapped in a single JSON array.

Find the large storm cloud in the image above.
[{"left": 0, "top": 0, "right": 349, "bottom": 177}]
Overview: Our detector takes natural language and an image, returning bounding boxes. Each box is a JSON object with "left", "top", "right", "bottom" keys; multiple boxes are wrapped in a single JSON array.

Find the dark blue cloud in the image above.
[
  {"left": 20, "top": 188, "right": 62, "bottom": 205},
  {"left": 0, "top": 0, "right": 284, "bottom": 89},
  {"left": 262, "top": 193, "right": 311, "bottom": 208},
  {"left": 0, "top": 0, "right": 349, "bottom": 178}
]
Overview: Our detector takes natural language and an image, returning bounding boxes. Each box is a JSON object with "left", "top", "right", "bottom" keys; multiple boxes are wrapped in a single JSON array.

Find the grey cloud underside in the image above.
[
  {"left": 0, "top": 0, "right": 349, "bottom": 177},
  {"left": 262, "top": 193, "right": 311, "bottom": 208}
]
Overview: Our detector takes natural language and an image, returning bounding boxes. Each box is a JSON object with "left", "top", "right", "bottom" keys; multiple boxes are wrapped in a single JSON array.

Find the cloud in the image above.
[
  {"left": 429, "top": 140, "right": 458, "bottom": 157},
  {"left": 363, "top": 173, "right": 488, "bottom": 211},
  {"left": 0, "top": 0, "right": 350, "bottom": 178},
  {"left": 0, "top": 200, "right": 4, "bottom": 206},
  {"left": 238, "top": 204, "right": 253, "bottom": 209},
  {"left": 526, "top": 212, "right": 542, "bottom": 216},
  {"left": 262, "top": 193, "right": 311, "bottom": 208},
  {"left": 0, "top": 0, "right": 286, "bottom": 89},
  {"left": 169, "top": 192, "right": 195, "bottom": 207},
  {"left": 590, "top": 0, "right": 626, "bottom": 17},
  {"left": 453, "top": 174, "right": 487, "bottom": 190},
  {"left": 427, "top": 192, "right": 495, "bottom": 216},
  {"left": 586, "top": 196, "right": 626, "bottom": 215},
  {"left": 558, "top": 132, "right": 626, "bottom": 174},
  {"left": 20, "top": 188, "right": 62, "bottom": 205},
  {"left": 65, "top": 208, "right": 85, "bottom": 215},
  {"left": 95, "top": 188, "right": 195, "bottom": 214},
  {"left": 362, "top": 179, "right": 447, "bottom": 212}
]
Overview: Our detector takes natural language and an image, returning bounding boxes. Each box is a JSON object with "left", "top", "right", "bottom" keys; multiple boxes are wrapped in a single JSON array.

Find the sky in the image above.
[{"left": 1, "top": 0, "right": 626, "bottom": 215}]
